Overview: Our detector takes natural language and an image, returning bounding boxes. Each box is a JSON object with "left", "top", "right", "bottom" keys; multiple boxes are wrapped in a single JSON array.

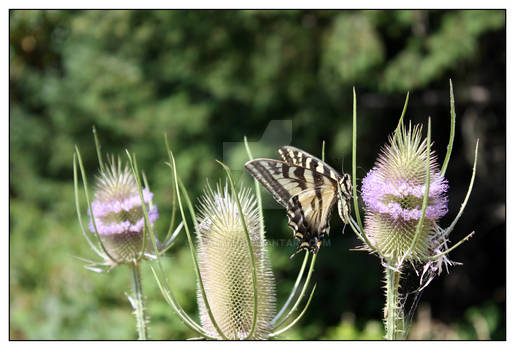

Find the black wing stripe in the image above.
[
  {"left": 287, "top": 195, "right": 309, "bottom": 240},
  {"left": 278, "top": 146, "right": 341, "bottom": 182},
  {"left": 245, "top": 160, "right": 291, "bottom": 206},
  {"left": 293, "top": 167, "right": 306, "bottom": 190},
  {"left": 309, "top": 157, "right": 324, "bottom": 209},
  {"left": 281, "top": 162, "right": 290, "bottom": 179}
]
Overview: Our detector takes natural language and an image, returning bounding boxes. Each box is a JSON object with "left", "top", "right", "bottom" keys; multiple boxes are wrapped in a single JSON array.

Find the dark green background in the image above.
[{"left": 10, "top": 10, "right": 505, "bottom": 340}]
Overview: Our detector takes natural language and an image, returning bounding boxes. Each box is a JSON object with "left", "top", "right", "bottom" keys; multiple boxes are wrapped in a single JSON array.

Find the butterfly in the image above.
[{"left": 245, "top": 146, "right": 353, "bottom": 255}]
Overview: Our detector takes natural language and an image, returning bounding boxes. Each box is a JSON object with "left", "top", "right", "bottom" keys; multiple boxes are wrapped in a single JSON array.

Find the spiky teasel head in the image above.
[
  {"left": 195, "top": 183, "right": 275, "bottom": 340},
  {"left": 361, "top": 123, "right": 449, "bottom": 265},
  {"left": 88, "top": 157, "right": 159, "bottom": 264}
]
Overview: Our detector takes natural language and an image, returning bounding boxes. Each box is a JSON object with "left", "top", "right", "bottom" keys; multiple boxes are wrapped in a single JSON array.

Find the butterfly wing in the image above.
[
  {"left": 280, "top": 145, "right": 353, "bottom": 225},
  {"left": 245, "top": 157, "right": 339, "bottom": 253},
  {"left": 286, "top": 185, "right": 338, "bottom": 253},
  {"left": 278, "top": 145, "right": 341, "bottom": 182},
  {"left": 244, "top": 159, "right": 308, "bottom": 207}
]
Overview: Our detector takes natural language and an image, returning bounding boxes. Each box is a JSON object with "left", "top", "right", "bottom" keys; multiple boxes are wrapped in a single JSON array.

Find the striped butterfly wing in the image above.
[
  {"left": 244, "top": 159, "right": 308, "bottom": 207},
  {"left": 245, "top": 151, "right": 340, "bottom": 254},
  {"left": 280, "top": 145, "right": 353, "bottom": 225},
  {"left": 286, "top": 185, "right": 338, "bottom": 253},
  {"left": 278, "top": 146, "right": 342, "bottom": 182},
  {"left": 278, "top": 146, "right": 342, "bottom": 252}
]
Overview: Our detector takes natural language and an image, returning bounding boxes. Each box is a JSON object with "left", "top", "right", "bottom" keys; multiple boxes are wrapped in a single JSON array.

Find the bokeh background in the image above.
[{"left": 9, "top": 10, "right": 505, "bottom": 340}]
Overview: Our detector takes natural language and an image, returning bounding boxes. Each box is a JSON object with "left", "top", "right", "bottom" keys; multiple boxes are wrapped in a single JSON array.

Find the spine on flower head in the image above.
[
  {"left": 361, "top": 123, "right": 449, "bottom": 264},
  {"left": 88, "top": 159, "right": 159, "bottom": 263},
  {"left": 196, "top": 184, "right": 275, "bottom": 339}
]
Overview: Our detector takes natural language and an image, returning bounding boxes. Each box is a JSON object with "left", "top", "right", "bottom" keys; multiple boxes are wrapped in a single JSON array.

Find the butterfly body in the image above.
[{"left": 245, "top": 146, "right": 352, "bottom": 255}]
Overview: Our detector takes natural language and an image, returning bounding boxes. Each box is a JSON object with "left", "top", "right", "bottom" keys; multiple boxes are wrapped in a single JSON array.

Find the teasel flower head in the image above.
[
  {"left": 346, "top": 83, "right": 477, "bottom": 340},
  {"left": 361, "top": 123, "right": 449, "bottom": 267},
  {"left": 195, "top": 183, "right": 276, "bottom": 339},
  {"left": 75, "top": 134, "right": 181, "bottom": 339},
  {"left": 87, "top": 157, "right": 159, "bottom": 264},
  {"left": 148, "top": 152, "right": 318, "bottom": 340}
]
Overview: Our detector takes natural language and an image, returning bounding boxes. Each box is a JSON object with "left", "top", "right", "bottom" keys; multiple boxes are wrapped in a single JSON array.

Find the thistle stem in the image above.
[
  {"left": 384, "top": 262, "right": 403, "bottom": 340},
  {"left": 130, "top": 262, "right": 148, "bottom": 340}
]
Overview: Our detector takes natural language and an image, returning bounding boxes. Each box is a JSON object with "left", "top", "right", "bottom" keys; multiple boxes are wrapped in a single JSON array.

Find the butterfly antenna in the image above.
[{"left": 341, "top": 152, "right": 345, "bottom": 173}]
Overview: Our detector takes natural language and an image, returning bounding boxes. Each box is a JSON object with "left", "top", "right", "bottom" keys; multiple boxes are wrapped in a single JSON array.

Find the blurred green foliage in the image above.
[{"left": 10, "top": 10, "right": 505, "bottom": 340}]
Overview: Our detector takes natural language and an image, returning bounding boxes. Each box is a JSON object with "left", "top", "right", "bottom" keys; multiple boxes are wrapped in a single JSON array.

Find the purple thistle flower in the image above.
[
  {"left": 362, "top": 170, "right": 448, "bottom": 221},
  {"left": 361, "top": 123, "right": 450, "bottom": 264},
  {"left": 88, "top": 159, "right": 159, "bottom": 263},
  {"left": 88, "top": 188, "right": 158, "bottom": 235},
  {"left": 351, "top": 84, "right": 477, "bottom": 340}
]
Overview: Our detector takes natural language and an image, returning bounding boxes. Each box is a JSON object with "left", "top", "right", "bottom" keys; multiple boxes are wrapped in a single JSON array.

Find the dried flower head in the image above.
[
  {"left": 196, "top": 184, "right": 276, "bottom": 339},
  {"left": 361, "top": 123, "right": 449, "bottom": 265},
  {"left": 88, "top": 157, "right": 159, "bottom": 263}
]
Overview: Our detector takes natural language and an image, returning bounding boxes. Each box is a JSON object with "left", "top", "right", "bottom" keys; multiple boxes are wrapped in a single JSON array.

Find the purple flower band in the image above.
[
  {"left": 368, "top": 200, "right": 448, "bottom": 221},
  {"left": 362, "top": 169, "right": 448, "bottom": 221},
  {"left": 90, "top": 188, "right": 154, "bottom": 217},
  {"left": 88, "top": 205, "right": 159, "bottom": 235},
  {"left": 362, "top": 170, "right": 448, "bottom": 200}
]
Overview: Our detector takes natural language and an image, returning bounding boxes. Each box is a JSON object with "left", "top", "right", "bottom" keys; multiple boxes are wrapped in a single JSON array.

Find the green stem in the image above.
[
  {"left": 384, "top": 263, "right": 403, "bottom": 340},
  {"left": 271, "top": 250, "right": 309, "bottom": 325},
  {"left": 351, "top": 87, "right": 365, "bottom": 233},
  {"left": 130, "top": 263, "right": 148, "bottom": 340},
  {"left": 244, "top": 136, "right": 265, "bottom": 240},
  {"left": 272, "top": 253, "right": 317, "bottom": 329}
]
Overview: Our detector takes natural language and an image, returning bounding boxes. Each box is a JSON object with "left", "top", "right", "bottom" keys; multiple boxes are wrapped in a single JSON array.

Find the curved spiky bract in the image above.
[
  {"left": 361, "top": 123, "right": 449, "bottom": 263},
  {"left": 88, "top": 157, "right": 159, "bottom": 263},
  {"left": 196, "top": 184, "right": 276, "bottom": 340}
]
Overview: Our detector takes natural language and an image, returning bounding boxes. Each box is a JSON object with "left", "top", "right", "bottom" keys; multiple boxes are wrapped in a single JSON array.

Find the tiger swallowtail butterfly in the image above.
[{"left": 245, "top": 146, "right": 352, "bottom": 255}]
